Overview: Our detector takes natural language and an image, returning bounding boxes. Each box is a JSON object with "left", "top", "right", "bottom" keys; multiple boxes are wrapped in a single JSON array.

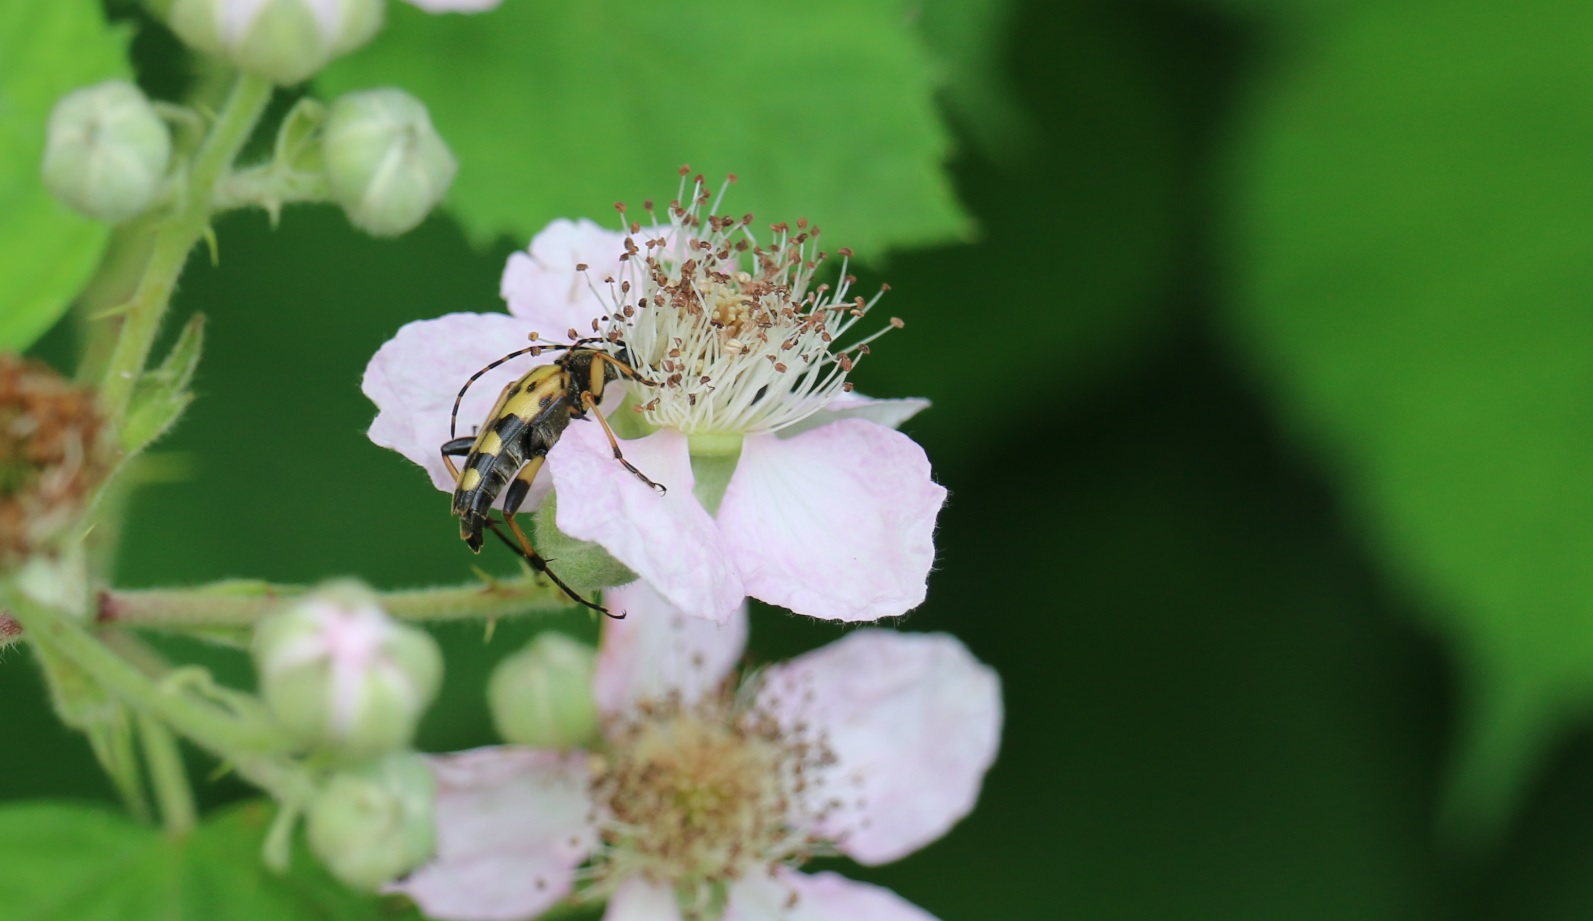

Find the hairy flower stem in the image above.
[
  {"left": 99, "top": 573, "right": 581, "bottom": 630},
  {"left": 97, "top": 73, "right": 273, "bottom": 427},
  {"left": 2, "top": 585, "right": 310, "bottom": 805}
]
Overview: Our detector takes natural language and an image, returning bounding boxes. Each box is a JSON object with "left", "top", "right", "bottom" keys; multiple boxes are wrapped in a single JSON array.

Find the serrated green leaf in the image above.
[
  {"left": 123, "top": 313, "right": 205, "bottom": 456},
  {"left": 1221, "top": 0, "right": 1593, "bottom": 844},
  {"left": 319, "top": 1, "right": 969, "bottom": 254},
  {"left": 0, "top": 800, "right": 415, "bottom": 920},
  {"left": 0, "top": 1, "right": 131, "bottom": 353}
]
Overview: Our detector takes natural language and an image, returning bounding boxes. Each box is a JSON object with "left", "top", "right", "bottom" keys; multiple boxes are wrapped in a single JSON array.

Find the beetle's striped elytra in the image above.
[{"left": 440, "top": 337, "right": 664, "bottom": 618}]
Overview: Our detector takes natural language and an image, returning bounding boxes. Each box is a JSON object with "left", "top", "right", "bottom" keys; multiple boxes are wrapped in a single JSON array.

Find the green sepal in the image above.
[
  {"left": 121, "top": 312, "right": 204, "bottom": 456},
  {"left": 27, "top": 632, "right": 152, "bottom": 822},
  {"left": 532, "top": 492, "right": 637, "bottom": 593},
  {"left": 273, "top": 96, "right": 326, "bottom": 173},
  {"left": 687, "top": 437, "right": 742, "bottom": 517}
]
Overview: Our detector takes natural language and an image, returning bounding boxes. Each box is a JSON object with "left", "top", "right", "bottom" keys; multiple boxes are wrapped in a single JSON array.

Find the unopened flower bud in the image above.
[
  {"left": 41, "top": 81, "right": 171, "bottom": 223},
  {"left": 488, "top": 632, "right": 599, "bottom": 748},
  {"left": 323, "top": 89, "right": 456, "bottom": 236},
  {"left": 252, "top": 582, "right": 442, "bottom": 760},
  {"left": 167, "top": 0, "right": 383, "bottom": 85},
  {"left": 306, "top": 752, "right": 435, "bottom": 891},
  {"left": 0, "top": 613, "right": 20, "bottom": 650}
]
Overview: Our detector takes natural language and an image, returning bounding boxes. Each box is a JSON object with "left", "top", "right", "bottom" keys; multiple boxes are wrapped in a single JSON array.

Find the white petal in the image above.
[
  {"left": 725, "top": 869, "right": 938, "bottom": 921},
  {"left": 757, "top": 631, "right": 1002, "bottom": 865},
  {"left": 501, "top": 218, "right": 633, "bottom": 338},
  {"left": 363, "top": 312, "right": 554, "bottom": 494},
  {"left": 302, "top": 0, "right": 347, "bottom": 42},
  {"left": 391, "top": 747, "right": 595, "bottom": 921},
  {"left": 594, "top": 581, "right": 749, "bottom": 716},
  {"left": 716, "top": 420, "right": 946, "bottom": 622},
  {"left": 218, "top": 0, "right": 269, "bottom": 46},
  {"left": 549, "top": 425, "right": 744, "bottom": 623},
  {"left": 603, "top": 877, "right": 683, "bottom": 921},
  {"left": 401, "top": 0, "right": 501, "bottom": 11},
  {"left": 777, "top": 392, "right": 930, "bottom": 438}
]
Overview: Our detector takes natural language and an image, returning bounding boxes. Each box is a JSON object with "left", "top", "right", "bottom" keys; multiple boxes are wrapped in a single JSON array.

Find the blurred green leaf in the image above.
[
  {"left": 0, "top": 799, "right": 407, "bottom": 919},
  {"left": 867, "top": 2, "right": 1187, "bottom": 457},
  {"left": 915, "top": 0, "right": 1029, "bottom": 159},
  {"left": 0, "top": 1, "right": 129, "bottom": 352},
  {"left": 1221, "top": 0, "right": 1593, "bottom": 844},
  {"left": 319, "top": 1, "right": 969, "bottom": 253}
]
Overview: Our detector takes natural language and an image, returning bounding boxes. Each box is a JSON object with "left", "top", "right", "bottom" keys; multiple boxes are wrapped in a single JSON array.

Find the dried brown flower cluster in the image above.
[{"left": 0, "top": 355, "right": 108, "bottom": 567}]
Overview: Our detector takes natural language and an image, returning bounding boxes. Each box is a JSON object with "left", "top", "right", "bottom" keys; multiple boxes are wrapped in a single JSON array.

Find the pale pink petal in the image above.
[
  {"left": 716, "top": 420, "right": 946, "bottom": 622},
  {"left": 779, "top": 392, "right": 930, "bottom": 437},
  {"left": 603, "top": 877, "right": 684, "bottom": 921},
  {"left": 594, "top": 581, "right": 749, "bottom": 716},
  {"left": 391, "top": 747, "right": 596, "bottom": 921},
  {"left": 500, "top": 218, "right": 632, "bottom": 337},
  {"left": 757, "top": 631, "right": 1001, "bottom": 865},
  {"left": 401, "top": 0, "right": 501, "bottom": 11},
  {"left": 725, "top": 869, "right": 937, "bottom": 921},
  {"left": 363, "top": 312, "right": 554, "bottom": 493},
  {"left": 549, "top": 425, "right": 743, "bottom": 623}
]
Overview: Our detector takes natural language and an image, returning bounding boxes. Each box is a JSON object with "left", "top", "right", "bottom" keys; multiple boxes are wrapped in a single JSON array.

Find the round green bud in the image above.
[
  {"left": 488, "top": 632, "right": 600, "bottom": 748},
  {"left": 306, "top": 752, "right": 435, "bottom": 891},
  {"left": 323, "top": 89, "right": 456, "bottom": 237},
  {"left": 41, "top": 81, "right": 171, "bottom": 223},
  {"left": 252, "top": 582, "right": 443, "bottom": 761},
  {"left": 167, "top": 0, "right": 383, "bottom": 85}
]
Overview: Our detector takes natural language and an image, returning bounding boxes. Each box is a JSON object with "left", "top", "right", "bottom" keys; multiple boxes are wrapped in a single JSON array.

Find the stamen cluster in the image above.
[
  {"left": 594, "top": 172, "right": 902, "bottom": 435},
  {"left": 587, "top": 686, "right": 842, "bottom": 909},
  {"left": 0, "top": 356, "right": 108, "bottom": 565}
]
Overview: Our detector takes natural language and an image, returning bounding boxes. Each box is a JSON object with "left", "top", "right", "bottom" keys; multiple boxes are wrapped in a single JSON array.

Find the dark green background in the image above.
[{"left": 13, "top": 0, "right": 1593, "bottom": 918}]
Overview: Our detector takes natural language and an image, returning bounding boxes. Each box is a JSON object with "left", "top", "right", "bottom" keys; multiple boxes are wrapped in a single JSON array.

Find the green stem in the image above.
[
  {"left": 137, "top": 711, "right": 198, "bottom": 837},
  {"left": 73, "top": 218, "right": 159, "bottom": 386},
  {"left": 99, "top": 574, "right": 578, "bottom": 630},
  {"left": 212, "top": 165, "right": 333, "bottom": 215},
  {"left": 101, "top": 631, "right": 199, "bottom": 836},
  {"left": 3, "top": 586, "right": 288, "bottom": 760},
  {"left": 97, "top": 73, "right": 273, "bottom": 426}
]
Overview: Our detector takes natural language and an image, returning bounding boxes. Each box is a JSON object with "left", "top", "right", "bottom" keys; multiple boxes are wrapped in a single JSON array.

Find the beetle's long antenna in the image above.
[{"left": 450, "top": 343, "right": 564, "bottom": 440}]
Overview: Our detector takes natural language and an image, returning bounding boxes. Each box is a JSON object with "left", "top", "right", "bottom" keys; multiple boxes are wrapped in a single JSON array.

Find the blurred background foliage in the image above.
[{"left": 9, "top": 0, "right": 1593, "bottom": 917}]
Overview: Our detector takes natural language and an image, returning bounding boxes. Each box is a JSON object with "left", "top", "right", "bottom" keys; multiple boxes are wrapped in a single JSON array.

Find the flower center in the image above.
[
  {"left": 597, "top": 178, "right": 900, "bottom": 437},
  {"left": 587, "top": 691, "right": 839, "bottom": 902}
]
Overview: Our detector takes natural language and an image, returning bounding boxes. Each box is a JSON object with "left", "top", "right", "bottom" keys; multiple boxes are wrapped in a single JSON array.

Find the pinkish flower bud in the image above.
[
  {"left": 487, "top": 632, "right": 599, "bottom": 748},
  {"left": 306, "top": 752, "right": 435, "bottom": 890},
  {"left": 252, "top": 582, "right": 442, "bottom": 760}
]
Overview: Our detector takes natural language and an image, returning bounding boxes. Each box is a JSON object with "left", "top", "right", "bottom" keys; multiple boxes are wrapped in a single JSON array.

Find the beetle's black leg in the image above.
[
  {"left": 581, "top": 392, "right": 666, "bottom": 494},
  {"left": 482, "top": 516, "right": 623, "bottom": 619}
]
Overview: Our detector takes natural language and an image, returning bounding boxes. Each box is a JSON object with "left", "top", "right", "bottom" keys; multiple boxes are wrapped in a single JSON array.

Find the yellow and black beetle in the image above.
[{"left": 439, "top": 335, "right": 664, "bottom": 617}]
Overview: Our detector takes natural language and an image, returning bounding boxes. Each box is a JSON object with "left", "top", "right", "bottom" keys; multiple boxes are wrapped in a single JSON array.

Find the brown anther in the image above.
[{"left": 0, "top": 355, "right": 110, "bottom": 566}]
